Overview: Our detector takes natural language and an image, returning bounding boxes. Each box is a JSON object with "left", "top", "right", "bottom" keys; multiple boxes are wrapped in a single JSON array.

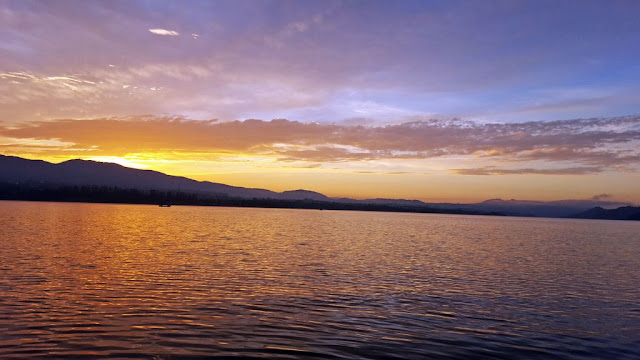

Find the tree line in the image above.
[{"left": 0, "top": 182, "right": 501, "bottom": 216}]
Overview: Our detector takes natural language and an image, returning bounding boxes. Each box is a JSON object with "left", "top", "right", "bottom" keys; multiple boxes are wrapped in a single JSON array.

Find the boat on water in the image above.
[{"left": 159, "top": 203, "right": 172, "bottom": 207}]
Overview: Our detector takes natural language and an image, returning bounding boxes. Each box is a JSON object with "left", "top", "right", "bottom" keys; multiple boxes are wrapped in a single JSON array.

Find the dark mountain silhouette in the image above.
[
  {"left": 341, "top": 198, "right": 632, "bottom": 218},
  {"left": 352, "top": 198, "right": 633, "bottom": 218},
  {"left": 457, "top": 198, "right": 632, "bottom": 218},
  {"left": 279, "top": 190, "right": 331, "bottom": 201},
  {"left": 0, "top": 155, "right": 312, "bottom": 200},
  {"left": 571, "top": 206, "right": 640, "bottom": 220},
  {"left": 0, "top": 154, "right": 634, "bottom": 217}
]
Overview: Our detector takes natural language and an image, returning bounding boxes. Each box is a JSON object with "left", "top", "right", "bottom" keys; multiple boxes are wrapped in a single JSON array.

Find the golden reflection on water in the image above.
[{"left": 1, "top": 201, "right": 639, "bottom": 359}]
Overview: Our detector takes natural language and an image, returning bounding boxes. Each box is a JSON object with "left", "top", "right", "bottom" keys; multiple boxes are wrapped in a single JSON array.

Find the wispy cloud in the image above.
[
  {"left": 452, "top": 166, "right": 603, "bottom": 176},
  {"left": 149, "top": 28, "right": 179, "bottom": 36},
  {"left": 2, "top": 1, "right": 640, "bottom": 125}
]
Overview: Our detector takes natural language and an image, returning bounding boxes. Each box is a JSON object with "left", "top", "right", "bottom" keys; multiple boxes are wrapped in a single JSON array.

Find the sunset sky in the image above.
[{"left": 1, "top": 0, "right": 639, "bottom": 203}]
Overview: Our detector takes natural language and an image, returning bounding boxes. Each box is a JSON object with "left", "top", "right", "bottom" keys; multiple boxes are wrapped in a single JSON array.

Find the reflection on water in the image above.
[{"left": 0, "top": 201, "right": 639, "bottom": 359}]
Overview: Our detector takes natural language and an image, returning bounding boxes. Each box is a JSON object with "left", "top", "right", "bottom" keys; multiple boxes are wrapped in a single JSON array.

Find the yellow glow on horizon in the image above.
[
  {"left": 86, "top": 156, "right": 150, "bottom": 169},
  {"left": 2, "top": 151, "right": 638, "bottom": 204}
]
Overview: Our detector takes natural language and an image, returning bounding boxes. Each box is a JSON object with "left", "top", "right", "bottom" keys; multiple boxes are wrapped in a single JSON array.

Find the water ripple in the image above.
[{"left": 0, "top": 202, "right": 639, "bottom": 359}]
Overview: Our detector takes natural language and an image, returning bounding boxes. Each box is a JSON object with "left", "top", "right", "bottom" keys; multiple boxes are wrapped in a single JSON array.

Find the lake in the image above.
[{"left": 0, "top": 201, "right": 639, "bottom": 359}]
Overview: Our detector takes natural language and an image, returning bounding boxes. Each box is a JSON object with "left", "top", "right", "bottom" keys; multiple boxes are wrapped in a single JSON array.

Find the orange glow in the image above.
[
  {"left": 1, "top": 116, "right": 639, "bottom": 204},
  {"left": 2, "top": 148, "right": 638, "bottom": 204}
]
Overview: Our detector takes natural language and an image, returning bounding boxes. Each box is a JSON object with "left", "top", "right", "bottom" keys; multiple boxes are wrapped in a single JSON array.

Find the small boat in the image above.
[{"left": 159, "top": 203, "right": 172, "bottom": 207}]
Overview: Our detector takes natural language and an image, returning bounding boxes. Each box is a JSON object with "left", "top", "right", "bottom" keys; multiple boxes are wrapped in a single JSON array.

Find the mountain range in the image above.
[
  {"left": 571, "top": 206, "right": 640, "bottom": 220},
  {"left": 0, "top": 154, "right": 634, "bottom": 219}
]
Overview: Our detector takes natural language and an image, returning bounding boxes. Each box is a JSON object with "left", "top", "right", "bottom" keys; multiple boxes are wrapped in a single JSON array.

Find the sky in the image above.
[{"left": 1, "top": 0, "right": 639, "bottom": 203}]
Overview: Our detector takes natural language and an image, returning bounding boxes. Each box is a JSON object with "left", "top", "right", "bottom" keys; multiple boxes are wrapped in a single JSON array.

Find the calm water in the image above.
[{"left": 1, "top": 201, "right": 639, "bottom": 359}]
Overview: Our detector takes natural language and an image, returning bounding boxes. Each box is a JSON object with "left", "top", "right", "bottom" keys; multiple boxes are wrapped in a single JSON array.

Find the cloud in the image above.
[
  {"left": 591, "top": 193, "right": 613, "bottom": 201},
  {"left": 0, "top": 116, "right": 639, "bottom": 175},
  {"left": 512, "top": 147, "right": 640, "bottom": 166},
  {"left": 149, "top": 28, "right": 179, "bottom": 36},
  {"left": 453, "top": 166, "right": 603, "bottom": 176},
  {"left": 3, "top": 0, "right": 640, "bottom": 126}
]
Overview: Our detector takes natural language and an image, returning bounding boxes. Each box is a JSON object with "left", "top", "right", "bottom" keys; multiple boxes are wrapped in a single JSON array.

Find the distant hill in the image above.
[
  {"left": 0, "top": 154, "right": 634, "bottom": 218},
  {"left": 459, "top": 198, "right": 632, "bottom": 218},
  {"left": 571, "top": 206, "right": 640, "bottom": 220},
  {"left": 353, "top": 198, "right": 633, "bottom": 218}
]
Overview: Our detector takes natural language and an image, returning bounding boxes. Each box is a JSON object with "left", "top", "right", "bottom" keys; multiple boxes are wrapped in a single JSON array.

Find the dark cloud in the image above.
[{"left": 591, "top": 193, "right": 613, "bottom": 201}]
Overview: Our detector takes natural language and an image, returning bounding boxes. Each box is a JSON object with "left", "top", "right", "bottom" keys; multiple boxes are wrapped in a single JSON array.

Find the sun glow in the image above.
[{"left": 85, "top": 156, "right": 150, "bottom": 169}]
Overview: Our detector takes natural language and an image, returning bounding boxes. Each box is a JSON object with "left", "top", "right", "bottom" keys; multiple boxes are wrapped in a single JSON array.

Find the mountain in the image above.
[
  {"left": 571, "top": 206, "right": 640, "bottom": 220},
  {"left": 0, "top": 154, "right": 634, "bottom": 217},
  {"left": 460, "top": 198, "right": 633, "bottom": 218},
  {"left": 358, "top": 198, "right": 633, "bottom": 218},
  {"left": 0, "top": 155, "right": 310, "bottom": 201},
  {"left": 279, "top": 190, "right": 331, "bottom": 201}
]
